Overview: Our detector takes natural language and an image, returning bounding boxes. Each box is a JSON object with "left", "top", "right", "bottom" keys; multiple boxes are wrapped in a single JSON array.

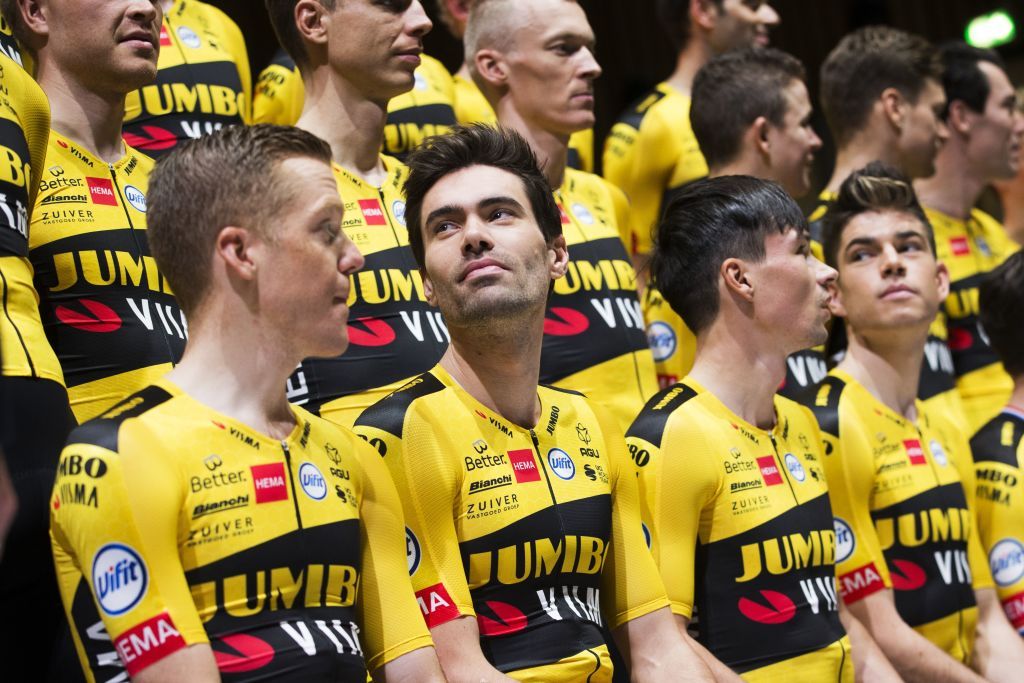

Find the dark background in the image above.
[{"left": 211, "top": 0, "right": 1024, "bottom": 191}]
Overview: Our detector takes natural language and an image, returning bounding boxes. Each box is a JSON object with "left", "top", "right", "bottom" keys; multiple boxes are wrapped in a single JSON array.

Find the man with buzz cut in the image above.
[
  {"left": 627, "top": 175, "right": 897, "bottom": 681},
  {"left": 464, "top": 0, "right": 657, "bottom": 430},
  {"left": 355, "top": 123, "right": 715, "bottom": 682},
  {"left": 51, "top": 124, "right": 444, "bottom": 683},
  {"left": 805, "top": 162, "right": 1024, "bottom": 681}
]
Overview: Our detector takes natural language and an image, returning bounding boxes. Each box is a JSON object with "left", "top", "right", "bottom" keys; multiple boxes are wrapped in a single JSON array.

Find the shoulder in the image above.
[
  {"left": 419, "top": 54, "right": 453, "bottom": 85},
  {"left": 67, "top": 384, "right": 176, "bottom": 453},
  {"left": 613, "top": 83, "right": 677, "bottom": 132},
  {"left": 799, "top": 374, "right": 849, "bottom": 438},
  {"left": 625, "top": 382, "right": 699, "bottom": 448},
  {"left": 970, "top": 411, "right": 1024, "bottom": 468},
  {"left": 354, "top": 372, "right": 448, "bottom": 438}
]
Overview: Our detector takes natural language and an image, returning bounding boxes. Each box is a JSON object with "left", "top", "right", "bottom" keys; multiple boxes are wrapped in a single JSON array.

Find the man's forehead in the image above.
[
  {"left": 842, "top": 210, "right": 927, "bottom": 242},
  {"left": 516, "top": 0, "right": 592, "bottom": 40},
  {"left": 424, "top": 164, "right": 529, "bottom": 209}
]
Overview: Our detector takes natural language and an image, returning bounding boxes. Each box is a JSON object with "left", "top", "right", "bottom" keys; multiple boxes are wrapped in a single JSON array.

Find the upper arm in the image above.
[{"left": 215, "top": 9, "right": 252, "bottom": 123}]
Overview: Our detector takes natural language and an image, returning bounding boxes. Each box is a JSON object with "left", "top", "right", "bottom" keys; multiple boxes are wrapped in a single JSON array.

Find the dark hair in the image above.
[
  {"left": 2, "top": 0, "right": 33, "bottom": 55},
  {"left": 979, "top": 251, "right": 1024, "bottom": 378},
  {"left": 939, "top": 41, "right": 1006, "bottom": 115},
  {"left": 265, "top": 0, "right": 337, "bottom": 73},
  {"left": 692, "top": 47, "right": 805, "bottom": 169},
  {"left": 651, "top": 175, "right": 805, "bottom": 334},
  {"left": 820, "top": 26, "right": 941, "bottom": 146},
  {"left": 656, "top": 0, "right": 722, "bottom": 50},
  {"left": 403, "top": 124, "right": 562, "bottom": 269},
  {"left": 147, "top": 124, "right": 333, "bottom": 316},
  {"left": 820, "top": 161, "right": 934, "bottom": 270}
]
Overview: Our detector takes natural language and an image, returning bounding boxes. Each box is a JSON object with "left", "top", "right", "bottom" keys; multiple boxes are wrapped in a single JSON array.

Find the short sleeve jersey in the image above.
[
  {"left": 123, "top": 0, "right": 251, "bottom": 158},
  {"left": 804, "top": 370, "right": 989, "bottom": 661},
  {"left": 30, "top": 134, "right": 183, "bottom": 422},
  {"left": 602, "top": 83, "right": 708, "bottom": 256},
  {"left": 353, "top": 364, "right": 668, "bottom": 680},
  {"left": 544, "top": 168, "right": 657, "bottom": 429},
  {"left": 50, "top": 380, "right": 431, "bottom": 682},
  {"left": 288, "top": 156, "right": 446, "bottom": 426},
  {"left": 626, "top": 378, "right": 853, "bottom": 681},
  {"left": 969, "top": 406, "right": 1024, "bottom": 634},
  {"left": 641, "top": 287, "right": 697, "bottom": 391}
]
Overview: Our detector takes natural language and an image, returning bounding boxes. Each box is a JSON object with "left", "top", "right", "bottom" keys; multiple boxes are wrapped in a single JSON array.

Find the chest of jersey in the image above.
[
  {"left": 383, "top": 57, "right": 455, "bottom": 160},
  {"left": 0, "top": 108, "right": 31, "bottom": 258}
]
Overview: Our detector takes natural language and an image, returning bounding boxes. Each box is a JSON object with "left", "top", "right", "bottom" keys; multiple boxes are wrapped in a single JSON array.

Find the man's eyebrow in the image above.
[
  {"left": 894, "top": 229, "right": 928, "bottom": 241},
  {"left": 843, "top": 236, "right": 877, "bottom": 252},
  {"left": 425, "top": 204, "right": 462, "bottom": 226},
  {"left": 478, "top": 196, "right": 526, "bottom": 212}
]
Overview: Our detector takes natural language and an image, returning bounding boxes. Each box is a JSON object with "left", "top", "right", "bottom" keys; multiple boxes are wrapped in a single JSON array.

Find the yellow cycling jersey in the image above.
[
  {"left": 353, "top": 364, "right": 669, "bottom": 680},
  {"left": 289, "top": 156, "right": 446, "bottom": 426},
  {"left": 451, "top": 73, "right": 593, "bottom": 173},
  {"left": 804, "top": 369, "right": 990, "bottom": 661},
  {"left": 545, "top": 168, "right": 657, "bottom": 429},
  {"left": 252, "top": 49, "right": 456, "bottom": 162},
  {"left": 123, "top": 0, "right": 251, "bottom": 158},
  {"left": 0, "top": 30, "right": 63, "bottom": 385},
  {"left": 969, "top": 405, "right": 1024, "bottom": 634},
  {"left": 926, "top": 207, "right": 1017, "bottom": 435},
  {"left": 641, "top": 287, "right": 696, "bottom": 391},
  {"left": 30, "top": 133, "right": 183, "bottom": 422},
  {"left": 50, "top": 379, "right": 431, "bottom": 682},
  {"left": 626, "top": 377, "right": 852, "bottom": 680},
  {"left": 602, "top": 83, "right": 708, "bottom": 256}
]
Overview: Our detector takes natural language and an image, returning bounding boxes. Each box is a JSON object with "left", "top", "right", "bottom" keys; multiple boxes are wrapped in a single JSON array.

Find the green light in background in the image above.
[{"left": 966, "top": 10, "right": 1017, "bottom": 49}]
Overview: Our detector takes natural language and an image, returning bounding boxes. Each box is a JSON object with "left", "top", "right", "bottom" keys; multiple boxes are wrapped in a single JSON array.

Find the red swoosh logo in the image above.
[
  {"left": 543, "top": 307, "right": 589, "bottom": 336},
  {"left": 347, "top": 317, "right": 396, "bottom": 347},
  {"left": 890, "top": 559, "right": 927, "bottom": 591},
  {"left": 55, "top": 299, "right": 122, "bottom": 333},
  {"left": 123, "top": 125, "right": 178, "bottom": 151},
  {"left": 737, "top": 590, "right": 796, "bottom": 624},
  {"left": 214, "top": 634, "right": 275, "bottom": 673},
  {"left": 477, "top": 600, "right": 528, "bottom": 636},
  {"left": 947, "top": 328, "right": 973, "bottom": 352}
]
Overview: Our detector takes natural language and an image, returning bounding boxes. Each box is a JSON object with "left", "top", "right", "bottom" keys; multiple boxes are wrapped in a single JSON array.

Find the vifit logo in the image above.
[
  {"left": 508, "top": 449, "right": 540, "bottom": 483},
  {"left": 298, "top": 462, "right": 327, "bottom": 501},
  {"left": 251, "top": 463, "right": 288, "bottom": 503},
  {"left": 834, "top": 517, "right": 855, "bottom": 564},
  {"left": 903, "top": 439, "right": 926, "bottom": 466},
  {"left": 756, "top": 456, "right": 783, "bottom": 486},
  {"left": 87, "top": 177, "right": 118, "bottom": 206},
  {"left": 547, "top": 448, "right": 575, "bottom": 480},
  {"left": 92, "top": 543, "right": 148, "bottom": 616},
  {"left": 407, "top": 527, "right": 421, "bottom": 576},
  {"left": 358, "top": 198, "right": 386, "bottom": 225},
  {"left": 990, "top": 538, "right": 1024, "bottom": 587}
]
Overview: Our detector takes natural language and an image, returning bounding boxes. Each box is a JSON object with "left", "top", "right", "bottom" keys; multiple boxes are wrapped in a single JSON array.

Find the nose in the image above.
[
  {"left": 406, "top": 0, "right": 433, "bottom": 39},
  {"left": 339, "top": 240, "right": 365, "bottom": 276},
  {"left": 935, "top": 115, "right": 950, "bottom": 147},
  {"left": 758, "top": 3, "right": 780, "bottom": 26},
  {"left": 1013, "top": 107, "right": 1024, "bottom": 136},
  {"left": 809, "top": 126, "right": 823, "bottom": 151},
  {"left": 814, "top": 255, "right": 837, "bottom": 289},
  {"left": 578, "top": 46, "right": 602, "bottom": 81},
  {"left": 879, "top": 243, "right": 906, "bottom": 276},
  {"left": 129, "top": 0, "right": 160, "bottom": 24},
  {"left": 462, "top": 214, "right": 494, "bottom": 255}
]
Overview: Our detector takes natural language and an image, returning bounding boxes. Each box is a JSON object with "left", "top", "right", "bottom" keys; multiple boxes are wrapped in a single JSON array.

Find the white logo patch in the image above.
[{"left": 92, "top": 543, "right": 148, "bottom": 616}]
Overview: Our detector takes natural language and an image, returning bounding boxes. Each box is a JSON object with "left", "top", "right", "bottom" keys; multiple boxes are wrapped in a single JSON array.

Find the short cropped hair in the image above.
[
  {"left": 464, "top": 0, "right": 522, "bottom": 71},
  {"left": 979, "top": 251, "right": 1024, "bottom": 378},
  {"left": 403, "top": 124, "right": 562, "bottom": 269},
  {"left": 651, "top": 175, "right": 806, "bottom": 334},
  {"left": 147, "top": 124, "right": 333, "bottom": 316},
  {"left": 265, "top": 0, "right": 337, "bottom": 73},
  {"left": 657, "top": 0, "right": 723, "bottom": 50},
  {"left": 940, "top": 41, "right": 1006, "bottom": 114},
  {"left": 820, "top": 26, "right": 941, "bottom": 146},
  {"left": 692, "top": 47, "right": 805, "bottom": 169}
]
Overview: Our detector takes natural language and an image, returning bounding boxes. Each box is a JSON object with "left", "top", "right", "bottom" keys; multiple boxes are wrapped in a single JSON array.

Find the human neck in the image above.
[
  {"left": 914, "top": 142, "right": 985, "bottom": 220},
  {"left": 440, "top": 311, "right": 546, "bottom": 429},
  {"left": 495, "top": 103, "right": 570, "bottom": 188},
  {"left": 826, "top": 131, "right": 901, "bottom": 194},
  {"left": 1008, "top": 379, "right": 1024, "bottom": 414},
  {"left": 297, "top": 68, "right": 389, "bottom": 185},
  {"left": 664, "top": 41, "right": 712, "bottom": 96},
  {"left": 837, "top": 323, "right": 928, "bottom": 421},
  {"left": 36, "top": 64, "right": 127, "bottom": 163},
  {"left": 712, "top": 155, "right": 766, "bottom": 184}
]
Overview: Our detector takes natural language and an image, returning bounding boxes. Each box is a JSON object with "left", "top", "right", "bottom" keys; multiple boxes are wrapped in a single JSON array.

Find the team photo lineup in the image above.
[{"left": 2, "top": 0, "right": 1024, "bottom": 680}]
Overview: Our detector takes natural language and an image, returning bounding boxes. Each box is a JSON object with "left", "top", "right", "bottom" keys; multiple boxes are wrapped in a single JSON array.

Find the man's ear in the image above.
[
  {"left": 548, "top": 234, "right": 569, "bottom": 281},
  {"left": 944, "top": 99, "right": 972, "bottom": 136},
  {"left": 294, "top": 0, "right": 329, "bottom": 49},
  {"left": 215, "top": 226, "right": 258, "bottom": 282},
  {"left": 474, "top": 48, "right": 508, "bottom": 90},
  {"left": 691, "top": 0, "right": 719, "bottom": 32},
  {"left": 18, "top": 0, "right": 48, "bottom": 40},
  {"left": 827, "top": 280, "right": 847, "bottom": 319},
  {"left": 880, "top": 87, "right": 907, "bottom": 132},
  {"left": 752, "top": 116, "right": 772, "bottom": 157},
  {"left": 422, "top": 268, "right": 437, "bottom": 307},
  {"left": 721, "top": 256, "right": 755, "bottom": 303},
  {"left": 934, "top": 259, "right": 951, "bottom": 302}
]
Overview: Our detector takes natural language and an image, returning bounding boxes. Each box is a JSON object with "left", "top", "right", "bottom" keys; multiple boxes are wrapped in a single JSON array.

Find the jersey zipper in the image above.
[
  {"left": 530, "top": 429, "right": 568, "bottom": 539},
  {"left": 379, "top": 186, "right": 403, "bottom": 247},
  {"left": 281, "top": 440, "right": 304, "bottom": 529},
  {"left": 917, "top": 425, "right": 943, "bottom": 486},
  {"left": 769, "top": 433, "right": 800, "bottom": 504}
]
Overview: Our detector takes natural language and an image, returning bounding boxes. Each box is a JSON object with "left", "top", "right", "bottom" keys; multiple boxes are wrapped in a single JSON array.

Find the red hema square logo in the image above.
[
  {"left": 358, "top": 198, "right": 386, "bottom": 225},
  {"left": 950, "top": 237, "right": 971, "bottom": 256},
  {"left": 159, "top": 26, "right": 172, "bottom": 46},
  {"left": 251, "top": 463, "right": 288, "bottom": 503},
  {"left": 757, "top": 456, "right": 783, "bottom": 486},
  {"left": 507, "top": 449, "right": 540, "bottom": 483},
  {"left": 114, "top": 612, "right": 186, "bottom": 676},
  {"left": 415, "top": 583, "right": 460, "bottom": 628},
  {"left": 87, "top": 177, "right": 117, "bottom": 206},
  {"left": 903, "top": 439, "right": 926, "bottom": 466}
]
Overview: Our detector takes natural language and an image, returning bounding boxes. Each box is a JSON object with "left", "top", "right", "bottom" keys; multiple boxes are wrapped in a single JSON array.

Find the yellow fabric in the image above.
[
  {"left": 804, "top": 370, "right": 985, "bottom": 662},
  {"left": 353, "top": 364, "right": 668, "bottom": 678},
  {"left": 626, "top": 378, "right": 851, "bottom": 677},
  {"left": 30, "top": 133, "right": 182, "bottom": 422},
  {"left": 51, "top": 379, "right": 431, "bottom": 681},
  {"left": 640, "top": 286, "right": 696, "bottom": 390},
  {"left": 602, "top": 83, "right": 707, "bottom": 256}
]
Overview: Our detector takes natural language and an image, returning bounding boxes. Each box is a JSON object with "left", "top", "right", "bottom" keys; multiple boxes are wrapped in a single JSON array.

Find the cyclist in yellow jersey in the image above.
[
  {"left": 357, "top": 122, "right": 714, "bottom": 682},
  {"left": 123, "top": 0, "right": 251, "bottom": 158},
  {"left": 603, "top": 0, "right": 778, "bottom": 259},
  {"left": 629, "top": 175, "right": 894, "bottom": 681},
  {"left": 969, "top": 252, "right": 1024, "bottom": 635},
  {"left": 51, "top": 125, "right": 443, "bottom": 682},
  {"left": 465, "top": 0, "right": 656, "bottom": 430},
  {"left": 252, "top": 47, "right": 456, "bottom": 162},
  {"left": 915, "top": 44, "right": 1024, "bottom": 435},
  {"left": 806, "top": 163, "right": 1024, "bottom": 680}
]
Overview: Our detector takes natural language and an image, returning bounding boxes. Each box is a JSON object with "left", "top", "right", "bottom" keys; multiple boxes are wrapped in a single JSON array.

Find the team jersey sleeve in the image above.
[
  {"left": 252, "top": 61, "right": 304, "bottom": 126},
  {"left": 641, "top": 287, "right": 696, "bottom": 388},
  {"left": 210, "top": 6, "right": 251, "bottom": 124},
  {"left": 944, "top": 428, "right": 995, "bottom": 590},
  {"left": 50, "top": 425, "right": 208, "bottom": 678},
  {"left": 602, "top": 116, "right": 668, "bottom": 257},
  {"left": 593, "top": 405, "right": 670, "bottom": 628},
  {"left": 350, "top": 436, "right": 434, "bottom": 670}
]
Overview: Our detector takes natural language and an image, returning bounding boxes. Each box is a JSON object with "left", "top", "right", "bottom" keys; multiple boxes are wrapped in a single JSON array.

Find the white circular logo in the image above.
[
  {"left": 124, "top": 185, "right": 146, "bottom": 213},
  {"left": 547, "top": 448, "right": 575, "bottom": 480},
  {"left": 392, "top": 200, "right": 407, "bottom": 226},
  {"left": 929, "top": 439, "right": 948, "bottom": 467},
  {"left": 92, "top": 543, "right": 148, "bottom": 616},
  {"left": 571, "top": 203, "right": 595, "bottom": 225},
  {"left": 646, "top": 321, "right": 677, "bottom": 362},
  {"left": 177, "top": 26, "right": 201, "bottom": 49},
  {"left": 784, "top": 452, "right": 806, "bottom": 482},
  {"left": 406, "top": 527, "right": 421, "bottom": 575},
  {"left": 834, "top": 517, "right": 855, "bottom": 564},
  {"left": 298, "top": 462, "right": 327, "bottom": 500},
  {"left": 642, "top": 522, "right": 651, "bottom": 549},
  {"left": 990, "top": 538, "right": 1024, "bottom": 587},
  {"left": 414, "top": 70, "right": 427, "bottom": 91}
]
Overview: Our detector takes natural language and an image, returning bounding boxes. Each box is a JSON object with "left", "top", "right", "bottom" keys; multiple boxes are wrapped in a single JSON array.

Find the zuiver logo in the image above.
[{"left": 92, "top": 543, "right": 148, "bottom": 616}]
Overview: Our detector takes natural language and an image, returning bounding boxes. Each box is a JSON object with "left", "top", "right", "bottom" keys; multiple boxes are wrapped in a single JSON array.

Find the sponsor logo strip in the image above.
[
  {"left": 415, "top": 583, "right": 460, "bottom": 628},
  {"left": 839, "top": 562, "right": 886, "bottom": 602},
  {"left": 114, "top": 612, "right": 186, "bottom": 675}
]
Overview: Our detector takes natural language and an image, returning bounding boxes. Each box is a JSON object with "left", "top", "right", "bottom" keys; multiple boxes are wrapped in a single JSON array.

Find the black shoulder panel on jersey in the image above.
[
  {"left": 625, "top": 382, "right": 698, "bottom": 448},
  {"left": 970, "top": 413, "right": 1024, "bottom": 467},
  {"left": 799, "top": 375, "right": 846, "bottom": 439},
  {"left": 353, "top": 372, "right": 446, "bottom": 438},
  {"left": 68, "top": 385, "right": 174, "bottom": 452},
  {"left": 540, "top": 383, "right": 586, "bottom": 397},
  {"left": 269, "top": 48, "right": 296, "bottom": 71},
  {"left": 617, "top": 88, "right": 667, "bottom": 131}
]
